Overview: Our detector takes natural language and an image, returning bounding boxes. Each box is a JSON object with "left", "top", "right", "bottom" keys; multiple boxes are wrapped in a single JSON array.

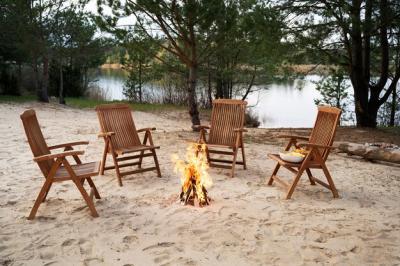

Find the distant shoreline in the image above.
[
  {"left": 100, "top": 63, "right": 333, "bottom": 75},
  {"left": 100, "top": 63, "right": 124, "bottom": 69}
]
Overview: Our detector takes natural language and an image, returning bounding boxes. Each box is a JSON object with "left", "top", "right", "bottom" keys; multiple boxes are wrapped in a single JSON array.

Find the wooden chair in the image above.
[
  {"left": 95, "top": 104, "right": 161, "bottom": 186},
  {"left": 195, "top": 99, "right": 247, "bottom": 177},
  {"left": 20, "top": 110, "right": 101, "bottom": 219},
  {"left": 267, "top": 106, "right": 341, "bottom": 199}
]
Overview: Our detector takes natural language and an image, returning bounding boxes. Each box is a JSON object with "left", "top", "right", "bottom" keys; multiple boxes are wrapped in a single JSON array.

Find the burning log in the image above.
[
  {"left": 179, "top": 177, "right": 210, "bottom": 207},
  {"left": 173, "top": 143, "right": 212, "bottom": 207}
]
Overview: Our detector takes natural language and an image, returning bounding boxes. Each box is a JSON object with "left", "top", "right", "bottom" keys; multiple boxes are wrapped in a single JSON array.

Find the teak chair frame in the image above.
[
  {"left": 96, "top": 104, "right": 161, "bottom": 186},
  {"left": 195, "top": 99, "right": 247, "bottom": 177},
  {"left": 20, "top": 110, "right": 101, "bottom": 219},
  {"left": 267, "top": 106, "right": 341, "bottom": 199}
]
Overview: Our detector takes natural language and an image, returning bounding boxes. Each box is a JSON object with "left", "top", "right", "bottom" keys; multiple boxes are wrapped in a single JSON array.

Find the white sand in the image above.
[{"left": 0, "top": 102, "right": 399, "bottom": 265}]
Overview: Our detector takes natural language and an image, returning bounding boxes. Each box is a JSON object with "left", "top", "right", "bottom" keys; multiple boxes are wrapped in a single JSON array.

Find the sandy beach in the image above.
[{"left": 0, "top": 102, "right": 399, "bottom": 265}]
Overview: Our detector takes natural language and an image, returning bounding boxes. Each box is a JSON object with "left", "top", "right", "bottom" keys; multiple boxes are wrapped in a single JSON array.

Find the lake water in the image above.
[{"left": 90, "top": 68, "right": 326, "bottom": 128}]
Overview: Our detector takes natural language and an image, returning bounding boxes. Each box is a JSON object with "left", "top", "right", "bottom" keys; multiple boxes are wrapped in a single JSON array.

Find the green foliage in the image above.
[
  {"left": 314, "top": 69, "right": 353, "bottom": 123},
  {"left": 48, "top": 8, "right": 109, "bottom": 99},
  {"left": 0, "top": 0, "right": 109, "bottom": 101},
  {"left": 121, "top": 28, "right": 159, "bottom": 103},
  {"left": 202, "top": 0, "right": 284, "bottom": 99},
  {"left": 0, "top": 95, "right": 36, "bottom": 103},
  {"left": 281, "top": 0, "right": 400, "bottom": 127},
  {"left": 96, "top": 0, "right": 286, "bottom": 105}
]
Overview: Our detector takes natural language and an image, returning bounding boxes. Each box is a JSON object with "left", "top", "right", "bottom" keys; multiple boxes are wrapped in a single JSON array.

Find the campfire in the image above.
[{"left": 172, "top": 143, "right": 212, "bottom": 207}]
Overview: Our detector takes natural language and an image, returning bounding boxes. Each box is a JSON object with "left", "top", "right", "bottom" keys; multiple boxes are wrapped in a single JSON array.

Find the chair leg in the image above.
[
  {"left": 268, "top": 163, "right": 280, "bottom": 185},
  {"left": 100, "top": 148, "right": 108, "bottom": 175},
  {"left": 28, "top": 179, "right": 53, "bottom": 220},
  {"left": 241, "top": 145, "right": 247, "bottom": 170},
  {"left": 138, "top": 151, "right": 144, "bottom": 169},
  {"left": 72, "top": 179, "right": 99, "bottom": 217},
  {"left": 152, "top": 149, "right": 162, "bottom": 177},
  {"left": 111, "top": 152, "right": 123, "bottom": 186},
  {"left": 321, "top": 163, "right": 339, "bottom": 198},
  {"left": 286, "top": 168, "right": 305, "bottom": 200},
  {"left": 86, "top": 177, "right": 101, "bottom": 199},
  {"left": 231, "top": 148, "right": 238, "bottom": 178},
  {"left": 205, "top": 145, "right": 211, "bottom": 164},
  {"left": 41, "top": 182, "right": 53, "bottom": 202},
  {"left": 306, "top": 169, "right": 316, "bottom": 185}
]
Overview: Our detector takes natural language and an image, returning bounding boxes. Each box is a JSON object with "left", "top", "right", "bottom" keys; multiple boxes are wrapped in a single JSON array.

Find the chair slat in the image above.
[
  {"left": 20, "top": 109, "right": 101, "bottom": 219},
  {"left": 308, "top": 106, "right": 341, "bottom": 159},
  {"left": 267, "top": 105, "right": 341, "bottom": 199},
  {"left": 209, "top": 100, "right": 246, "bottom": 146},
  {"left": 200, "top": 99, "right": 247, "bottom": 177},
  {"left": 95, "top": 103, "right": 161, "bottom": 185},
  {"left": 20, "top": 110, "right": 53, "bottom": 176}
]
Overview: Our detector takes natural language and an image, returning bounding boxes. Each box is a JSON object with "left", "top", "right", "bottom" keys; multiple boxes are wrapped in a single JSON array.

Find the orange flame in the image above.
[{"left": 172, "top": 143, "right": 212, "bottom": 201}]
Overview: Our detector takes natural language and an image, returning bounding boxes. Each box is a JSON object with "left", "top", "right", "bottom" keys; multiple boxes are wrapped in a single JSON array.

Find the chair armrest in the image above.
[
  {"left": 48, "top": 141, "right": 89, "bottom": 150},
  {"left": 298, "top": 143, "right": 335, "bottom": 150},
  {"left": 98, "top": 132, "right": 115, "bottom": 138},
  {"left": 137, "top": 127, "right": 156, "bottom": 133},
  {"left": 234, "top": 128, "right": 248, "bottom": 132},
  {"left": 34, "top": 150, "right": 85, "bottom": 162},
  {"left": 277, "top": 135, "right": 309, "bottom": 141},
  {"left": 193, "top": 125, "right": 210, "bottom": 130}
]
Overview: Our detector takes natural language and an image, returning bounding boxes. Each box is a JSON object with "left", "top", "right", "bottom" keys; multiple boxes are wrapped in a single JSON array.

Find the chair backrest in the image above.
[
  {"left": 208, "top": 99, "right": 247, "bottom": 146},
  {"left": 20, "top": 109, "right": 53, "bottom": 176},
  {"left": 308, "top": 106, "right": 341, "bottom": 160},
  {"left": 95, "top": 104, "right": 141, "bottom": 150}
]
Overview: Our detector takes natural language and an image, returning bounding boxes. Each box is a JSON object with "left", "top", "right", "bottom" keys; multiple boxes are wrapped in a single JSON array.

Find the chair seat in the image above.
[
  {"left": 268, "top": 154, "right": 321, "bottom": 168},
  {"left": 205, "top": 143, "right": 235, "bottom": 149},
  {"left": 115, "top": 145, "right": 159, "bottom": 155},
  {"left": 55, "top": 161, "right": 100, "bottom": 180}
]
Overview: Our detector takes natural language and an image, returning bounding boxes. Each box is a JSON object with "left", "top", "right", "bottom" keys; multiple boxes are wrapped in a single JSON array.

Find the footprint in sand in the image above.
[
  {"left": 122, "top": 235, "right": 138, "bottom": 244},
  {"left": 61, "top": 239, "right": 75, "bottom": 246},
  {"left": 83, "top": 258, "right": 104, "bottom": 266},
  {"left": 153, "top": 254, "right": 170, "bottom": 264},
  {"left": 37, "top": 216, "right": 56, "bottom": 221}
]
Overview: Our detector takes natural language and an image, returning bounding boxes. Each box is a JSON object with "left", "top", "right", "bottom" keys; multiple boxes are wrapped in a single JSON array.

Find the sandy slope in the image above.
[{"left": 0, "top": 102, "right": 399, "bottom": 266}]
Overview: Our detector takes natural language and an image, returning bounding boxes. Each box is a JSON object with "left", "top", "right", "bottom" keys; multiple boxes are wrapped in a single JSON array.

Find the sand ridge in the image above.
[{"left": 0, "top": 102, "right": 399, "bottom": 265}]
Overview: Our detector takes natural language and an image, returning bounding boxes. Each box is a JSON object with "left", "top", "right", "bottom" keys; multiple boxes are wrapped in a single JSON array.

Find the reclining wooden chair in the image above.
[
  {"left": 195, "top": 99, "right": 247, "bottom": 177},
  {"left": 96, "top": 104, "right": 161, "bottom": 186},
  {"left": 267, "top": 106, "right": 341, "bottom": 199},
  {"left": 20, "top": 110, "right": 101, "bottom": 219}
]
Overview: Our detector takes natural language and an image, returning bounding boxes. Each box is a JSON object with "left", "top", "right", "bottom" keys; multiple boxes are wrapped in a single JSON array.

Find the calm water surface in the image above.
[{"left": 90, "top": 68, "right": 323, "bottom": 128}]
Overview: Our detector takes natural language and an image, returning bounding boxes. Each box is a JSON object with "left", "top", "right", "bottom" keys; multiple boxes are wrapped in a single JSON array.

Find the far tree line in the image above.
[{"left": 1, "top": 0, "right": 399, "bottom": 128}]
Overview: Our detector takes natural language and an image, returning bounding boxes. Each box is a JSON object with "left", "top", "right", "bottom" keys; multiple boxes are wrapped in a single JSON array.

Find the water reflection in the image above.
[
  {"left": 246, "top": 76, "right": 321, "bottom": 128},
  {"left": 90, "top": 68, "right": 323, "bottom": 128}
]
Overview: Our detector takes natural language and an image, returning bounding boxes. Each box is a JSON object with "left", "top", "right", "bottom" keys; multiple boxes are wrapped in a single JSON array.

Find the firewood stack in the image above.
[{"left": 180, "top": 174, "right": 210, "bottom": 207}]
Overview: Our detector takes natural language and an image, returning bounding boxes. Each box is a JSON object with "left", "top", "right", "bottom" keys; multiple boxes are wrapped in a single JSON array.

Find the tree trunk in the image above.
[
  {"left": 355, "top": 104, "right": 379, "bottom": 127},
  {"left": 348, "top": 0, "right": 383, "bottom": 128},
  {"left": 17, "top": 62, "right": 22, "bottom": 94},
  {"left": 188, "top": 64, "right": 200, "bottom": 129},
  {"left": 216, "top": 78, "right": 223, "bottom": 99},
  {"left": 59, "top": 64, "right": 65, "bottom": 104},
  {"left": 389, "top": 86, "right": 397, "bottom": 126},
  {"left": 207, "top": 60, "right": 212, "bottom": 107},
  {"left": 139, "top": 59, "right": 142, "bottom": 103},
  {"left": 242, "top": 67, "right": 256, "bottom": 101},
  {"left": 33, "top": 60, "right": 40, "bottom": 98},
  {"left": 39, "top": 55, "right": 49, "bottom": 102}
]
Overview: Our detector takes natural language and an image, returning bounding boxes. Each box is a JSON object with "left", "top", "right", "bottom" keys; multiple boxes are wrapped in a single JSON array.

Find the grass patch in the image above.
[
  {"left": 0, "top": 95, "right": 185, "bottom": 112},
  {"left": 0, "top": 95, "right": 36, "bottom": 103},
  {"left": 65, "top": 97, "right": 185, "bottom": 112},
  {"left": 379, "top": 126, "right": 400, "bottom": 135}
]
